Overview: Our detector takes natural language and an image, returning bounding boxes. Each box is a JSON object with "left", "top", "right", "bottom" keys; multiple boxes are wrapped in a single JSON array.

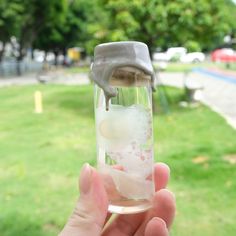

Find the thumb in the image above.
[{"left": 59, "top": 163, "right": 109, "bottom": 236}]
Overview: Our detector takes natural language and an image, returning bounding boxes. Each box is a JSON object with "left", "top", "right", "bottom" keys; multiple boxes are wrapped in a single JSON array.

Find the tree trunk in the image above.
[
  {"left": 42, "top": 51, "right": 48, "bottom": 71},
  {"left": 54, "top": 51, "right": 59, "bottom": 66},
  {"left": 0, "top": 41, "right": 6, "bottom": 63},
  {"left": 16, "top": 46, "right": 24, "bottom": 76},
  {"left": 31, "top": 49, "right": 34, "bottom": 60},
  {"left": 43, "top": 51, "right": 47, "bottom": 63},
  {"left": 0, "top": 42, "right": 5, "bottom": 77},
  {"left": 16, "top": 57, "right": 22, "bottom": 76},
  {"left": 146, "top": 39, "right": 155, "bottom": 60},
  {"left": 62, "top": 48, "right": 67, "bottom": 66}
]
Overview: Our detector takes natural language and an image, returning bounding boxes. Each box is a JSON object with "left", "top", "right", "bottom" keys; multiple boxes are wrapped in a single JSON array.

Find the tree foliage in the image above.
[
  {"left": 99, "top": 0, "right": 236, "bottom": 54},
  {"left": 33, "top": 0, "right": 102, "bottom": 60},
  {"left": 0, "top": 0, "right": 23, "bottom": 61},
  {"left": 0, "top": 0, "right": 236, "bottom": 63},
  {"left": 17, "top": 0, "right": 67, "bottom": 60},
  {"left": 0, "top": 0, "right": 22, "bottom": 42}
]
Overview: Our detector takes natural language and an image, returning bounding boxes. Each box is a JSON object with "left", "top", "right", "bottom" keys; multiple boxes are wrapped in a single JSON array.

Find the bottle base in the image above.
[{"left": 108, "top": 199, "right": 152, "bottom": 214}]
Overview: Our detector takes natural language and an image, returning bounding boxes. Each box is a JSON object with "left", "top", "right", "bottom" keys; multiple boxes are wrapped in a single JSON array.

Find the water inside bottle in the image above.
[{"left": 96, "top": 104, "right": 154, "bottom": 214}]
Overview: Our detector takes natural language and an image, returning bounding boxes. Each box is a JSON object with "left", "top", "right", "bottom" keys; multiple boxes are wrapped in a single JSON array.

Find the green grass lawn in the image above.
[
  {"left": 215, "top": 62, "right": 236, "bottom": 71},
  {"left": 0, "top": 84, "right": 236, "bottom": 236}
]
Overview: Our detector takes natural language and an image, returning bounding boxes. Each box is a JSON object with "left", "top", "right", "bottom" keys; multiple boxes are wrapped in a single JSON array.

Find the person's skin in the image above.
[{"left": 59, "top": 163, "right": 175, "bottom": 236}]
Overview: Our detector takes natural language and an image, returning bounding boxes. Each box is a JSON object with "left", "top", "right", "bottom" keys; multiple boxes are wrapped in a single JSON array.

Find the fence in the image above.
[{"left": 0, "top": 60, "right": 43, "bottom": 77}]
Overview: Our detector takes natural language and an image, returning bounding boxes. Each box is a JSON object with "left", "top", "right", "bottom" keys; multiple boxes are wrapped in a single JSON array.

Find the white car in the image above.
[
  {"left": 180, "top": 52, "right": 205, "bottom": 63},
  {"left": 153, "top": 47, "right": 205, "bottom": 63},
  {"left": 153, "top": 52, "right": 170, "bottom": 62},
  {"left": 153, "top": 47, "right": 187, "bottom": 62}
]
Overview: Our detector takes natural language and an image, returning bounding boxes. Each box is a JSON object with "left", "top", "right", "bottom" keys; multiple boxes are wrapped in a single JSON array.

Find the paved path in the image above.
[
  {"left": 0, "top": 71, "right": 90, "bottom": 87},
  {"left": 158, "top": 70, "right": 236, "bottom": 129},
  {"left": 0, "top": 75, "right": 38, "bottom": 87}
]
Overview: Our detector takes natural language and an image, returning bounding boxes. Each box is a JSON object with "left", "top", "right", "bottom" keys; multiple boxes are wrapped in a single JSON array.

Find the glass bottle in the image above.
[{"left": 91, "top": 41, "right": 155, "bottom": 214}]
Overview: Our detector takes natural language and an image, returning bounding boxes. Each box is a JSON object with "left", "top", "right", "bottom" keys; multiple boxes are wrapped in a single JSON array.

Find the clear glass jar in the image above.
[{"left": 94, "top": 66, "right": 155, "bottom": 214}]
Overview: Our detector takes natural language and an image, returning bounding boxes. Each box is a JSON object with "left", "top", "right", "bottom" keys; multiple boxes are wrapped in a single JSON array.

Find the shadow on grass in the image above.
[
  {"left": 47, "top": 85, "right": 94, "bottom": 118},
  {"left": 154, "top": 86, "right": 193, "bottom": 116}
]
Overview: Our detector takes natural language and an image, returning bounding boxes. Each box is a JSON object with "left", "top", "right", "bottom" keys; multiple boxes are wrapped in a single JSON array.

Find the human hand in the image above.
[{"left": 59, "top": 163, "right": 175, "bottom": 236}]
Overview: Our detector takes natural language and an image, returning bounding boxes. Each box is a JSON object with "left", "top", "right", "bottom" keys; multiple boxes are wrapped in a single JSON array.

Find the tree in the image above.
[
  {"left": 164, "top": 0, "right": 236, "bottom": 51},
  {"left": 33, "top": 0, "right": 104, "bottom": 62},
  {"left": 98, "top": 0, "right": 236, "bottom": 54},
  {"left": 0, "top": 0, "right": 22, "bottom": 62},
  {"left": 14, "top": 0, "right": 67, "bottom": 74},
  {"left": 224, "top": 0, "right": 236, "bottom": 49}
]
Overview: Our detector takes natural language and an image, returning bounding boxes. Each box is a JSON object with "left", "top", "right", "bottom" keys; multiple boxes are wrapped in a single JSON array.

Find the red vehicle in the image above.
[{"left": 211, "top": 48, "right": 236, "bottom": 62}]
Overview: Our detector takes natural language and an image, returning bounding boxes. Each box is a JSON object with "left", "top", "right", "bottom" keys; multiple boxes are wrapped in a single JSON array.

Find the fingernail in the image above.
[{"left": 80, "top": 163, "right": 93, "bottom": 195}]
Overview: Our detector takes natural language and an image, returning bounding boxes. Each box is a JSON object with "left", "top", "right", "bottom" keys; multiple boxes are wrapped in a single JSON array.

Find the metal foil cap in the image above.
[{"left": 91, "top": 41, "right": 155, "bottom": 101}]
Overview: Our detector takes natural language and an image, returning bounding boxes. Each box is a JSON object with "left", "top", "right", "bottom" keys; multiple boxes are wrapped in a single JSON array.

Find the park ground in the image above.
[{"left": 0, "top": 84, "right": 236, "bottom": 236}]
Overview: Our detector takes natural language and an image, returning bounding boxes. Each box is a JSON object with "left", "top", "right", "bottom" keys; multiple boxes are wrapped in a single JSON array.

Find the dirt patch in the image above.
[
  {"left": 192, "top": 156, "right": 208, "bottom": 164},
  {"left": 223, "top": 154, "right": 236, "bottom": 165}
]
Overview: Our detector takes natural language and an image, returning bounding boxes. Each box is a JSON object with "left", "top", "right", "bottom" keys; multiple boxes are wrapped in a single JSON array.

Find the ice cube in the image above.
[{"left": 101, "top": 165, "right": 153, "bottom": 200}]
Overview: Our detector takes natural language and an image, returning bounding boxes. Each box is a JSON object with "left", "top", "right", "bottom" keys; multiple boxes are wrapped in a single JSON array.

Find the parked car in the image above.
[
  {"left": 211, "top": 48, "right": 236, "bottom": 62},
  {"left": 152, "top": 52, "right": 170, "bottom": 62},
  {"left": 153, "top": 47, "right": 205, "bottom": 63},
  {"left": 180, "top": 52, "right": 205, "bottom": 63},
  {"left": 153, "top": 47, "right": 187, "bottom": 62}
]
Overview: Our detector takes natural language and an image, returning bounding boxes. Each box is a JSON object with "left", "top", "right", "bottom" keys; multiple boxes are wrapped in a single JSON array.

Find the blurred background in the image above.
[{"left": 0, "top": 0, "right": 236, "bottom": 235}]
